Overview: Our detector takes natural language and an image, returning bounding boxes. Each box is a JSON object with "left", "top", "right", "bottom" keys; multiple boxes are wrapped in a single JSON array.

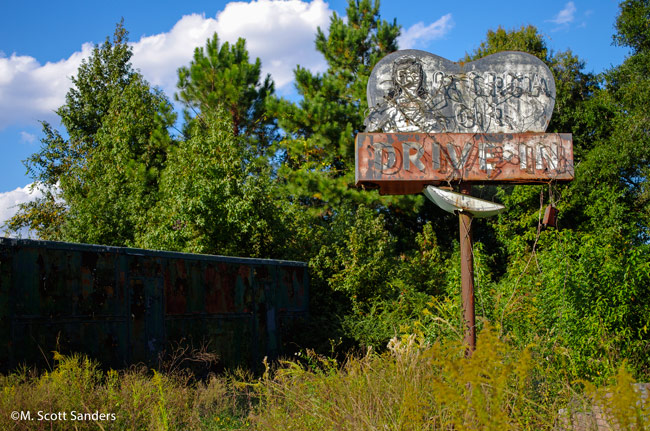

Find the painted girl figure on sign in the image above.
[{"left": 364, "top": 56, "right": 450, "bottom": 133}]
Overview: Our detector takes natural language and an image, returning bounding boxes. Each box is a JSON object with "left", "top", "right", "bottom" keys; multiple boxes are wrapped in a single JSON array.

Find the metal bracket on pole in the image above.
[{"left": 423, "top": 186, "right": 505, "bottom": 218}]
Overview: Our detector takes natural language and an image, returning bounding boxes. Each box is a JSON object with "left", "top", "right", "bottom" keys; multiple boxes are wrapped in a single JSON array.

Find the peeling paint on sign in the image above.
[
  {"left": 364, "top": 50, "right": 556, "bottom": 134},
  {"left": 355, "top": 132, "right": 574, "bottom": 194}
]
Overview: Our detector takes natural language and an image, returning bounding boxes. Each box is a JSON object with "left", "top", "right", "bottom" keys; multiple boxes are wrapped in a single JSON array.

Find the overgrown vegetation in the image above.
[
  {"left": 0, "top": 352, "right": 252, "bottom": 430},
  {"left": 2, "top": 0, "right": 650, "bottom": 427},
  {"left": 1, "top": 329, "right": 648, "bottom": 430}
]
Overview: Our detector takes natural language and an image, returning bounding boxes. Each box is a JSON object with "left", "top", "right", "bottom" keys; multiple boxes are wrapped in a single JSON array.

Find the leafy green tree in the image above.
[
  {"left": 466, "top": 25, "right": 548, "bottom": 62},
  {"left": 310, "top": 204, "right": 397, "bottom": 302},
  {"left": 176, "top": 34, "right": 275, "bottom": 151},
  {"left": 136, "top": 109, "right": 299, "bottom": 259},
  {"left": 614, "top": 0, "right": 650, "bottom": 53},
  {"left": 557, "top": 0, "right": 650, "bottom": 244},
  {"left": 602, "top": 0, "right": 650, "bottom": 239},
  {"left": 62, "top": 77, "right": 175, "bottom": 245},
  {"left": 5, "top": 22, "right": 176, "bottom": 245}
]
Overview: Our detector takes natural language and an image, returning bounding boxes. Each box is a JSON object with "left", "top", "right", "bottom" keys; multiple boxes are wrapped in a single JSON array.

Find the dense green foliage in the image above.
[
  {"left": 136, "top": 110, "right": 294, "bottom": 258},
  {"left": 3, "top": 0, "right": 649, "bottom": 388},
  {"left": 6, "top": 22, "right": 176, "bottom": 246}
]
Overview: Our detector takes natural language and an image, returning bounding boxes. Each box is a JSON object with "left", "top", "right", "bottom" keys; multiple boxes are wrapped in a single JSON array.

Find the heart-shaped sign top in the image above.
[{"left": 364, "top": 50, "right": 555, "bottom": 134}]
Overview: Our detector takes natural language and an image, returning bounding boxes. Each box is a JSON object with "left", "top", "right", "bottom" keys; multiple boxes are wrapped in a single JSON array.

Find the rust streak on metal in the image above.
[
  {"left": 458, "top": 183, "right": 476, "bottom": 355},
  {"left": 0, "top": 238, "right": 309, "bottom": 371},
  {"left": 355, "top": 132, "right": 574, "bottom": 194}
]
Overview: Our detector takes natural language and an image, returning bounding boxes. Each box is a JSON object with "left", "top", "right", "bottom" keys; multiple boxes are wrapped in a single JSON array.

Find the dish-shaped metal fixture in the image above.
[{"left": 423, "top": 185, "right": 505, "bottom": 218}]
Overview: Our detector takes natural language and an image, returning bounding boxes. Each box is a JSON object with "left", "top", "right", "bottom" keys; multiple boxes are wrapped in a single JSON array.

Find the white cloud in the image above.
[
  {"left": 20, "top": 131, "right": 36, "bottom": 144},
  {"left": 0, "top": 184, "right": 43, "bottom": 238},
  {"left": 397, "top": 14, "right": 454, "bottom": 49},
  {"left": 20, "top": 131, "right": 37, "bottom": 144},
  {"left": 0, "top": 44, "right": 92, "bottom": 129},
  {"left": 549, "top": 2, "right": 577, "bottom": 25},
  {"left": 0, "top": 1, "right": 332, "bottom": 132},
  {"left": 128, "top": 0, "right": 332, "bottom": 98}
]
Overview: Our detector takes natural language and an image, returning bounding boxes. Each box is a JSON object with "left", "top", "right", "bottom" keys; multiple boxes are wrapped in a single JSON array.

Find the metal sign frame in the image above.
[
  {"left": 356, "top": 132, "right": 574, "bottom": 195},
  {"left": 356, "top": 49, "right": 574, "bottom": 354}
]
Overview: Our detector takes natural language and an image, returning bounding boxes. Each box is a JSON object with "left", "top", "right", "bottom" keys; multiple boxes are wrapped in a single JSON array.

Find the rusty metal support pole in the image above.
[{"left": 459, "top": 183, "right": 476, "bottom": 355}]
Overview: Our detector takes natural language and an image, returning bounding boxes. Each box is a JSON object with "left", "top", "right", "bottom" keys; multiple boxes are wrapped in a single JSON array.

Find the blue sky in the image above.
[{"left": 0, "top": 0, "right": 628, "bottom": 229}]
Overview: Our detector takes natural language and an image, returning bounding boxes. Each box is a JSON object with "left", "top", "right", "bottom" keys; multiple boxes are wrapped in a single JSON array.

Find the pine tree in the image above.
[
  {"left": 176, "top": 34, "right": 275, "bottom": 152},
  {"left": 269, "top": 0, "right": 407, "bottom": 214}
]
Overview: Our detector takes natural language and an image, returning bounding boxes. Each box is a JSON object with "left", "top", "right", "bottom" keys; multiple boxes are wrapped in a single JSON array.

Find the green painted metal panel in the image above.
[{"left": 0, "top": 237, "right": 308, "bottom": 371}]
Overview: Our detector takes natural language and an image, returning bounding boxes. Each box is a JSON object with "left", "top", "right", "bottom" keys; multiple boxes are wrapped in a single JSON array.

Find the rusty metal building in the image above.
[{"left": 0, "top": 237, "right": 308, "bottom": 371}]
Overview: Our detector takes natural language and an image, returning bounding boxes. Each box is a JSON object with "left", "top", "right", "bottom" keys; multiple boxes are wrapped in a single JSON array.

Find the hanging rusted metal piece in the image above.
[{"left": 543, "top": 205, "right": 559, "bottom": 227}]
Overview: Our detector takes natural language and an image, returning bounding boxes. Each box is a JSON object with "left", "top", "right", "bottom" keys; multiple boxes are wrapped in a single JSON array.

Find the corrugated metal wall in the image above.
[{"left": 0, "top": 238, "right": 308, "bottom": 371}]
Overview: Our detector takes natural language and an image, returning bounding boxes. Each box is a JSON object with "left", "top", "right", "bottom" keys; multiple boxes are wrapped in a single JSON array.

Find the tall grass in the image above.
[
  {"left": 251, "top": 326, "right": 649, "bottom": 430},
  {"left": 0, "top": 353, "right": 251, "bottom": 430},
  {"left": 1, "top": 327, "right": 648, "bottom": 430}
]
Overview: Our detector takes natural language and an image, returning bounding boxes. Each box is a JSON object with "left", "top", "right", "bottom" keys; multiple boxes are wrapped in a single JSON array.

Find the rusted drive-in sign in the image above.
[
  {"left": 356, "top": 132, "right": 574, "bottom": 195},
  {"left": 355, "top": 49, "right": 575, "bottom": 354}
]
